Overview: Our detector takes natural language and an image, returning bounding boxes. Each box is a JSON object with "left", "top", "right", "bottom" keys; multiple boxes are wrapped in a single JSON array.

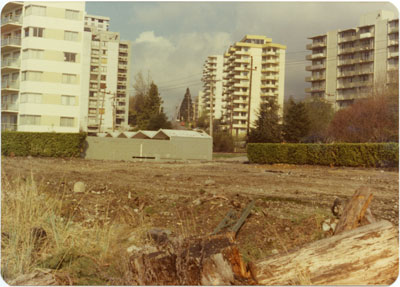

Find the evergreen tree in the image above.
[
  {"left": 248, "top": 98, "right": 282, "bottom": 143},
  {"left": 283, "top": 98, "right": 310, "bottom": 143},
  {"left": 303, "top": 98, "right": 334, "bottom": 142},
  {"left": 137, "top": 82, "right": 163, "bottom": 130},
  {"left": 178, "top": 88, "right": 193, "bottom": 122}
]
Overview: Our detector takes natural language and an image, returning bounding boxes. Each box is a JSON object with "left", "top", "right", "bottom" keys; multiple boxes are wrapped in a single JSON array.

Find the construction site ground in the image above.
[{"left": 2, "top": 155, "right": 399, "bottom": 264}]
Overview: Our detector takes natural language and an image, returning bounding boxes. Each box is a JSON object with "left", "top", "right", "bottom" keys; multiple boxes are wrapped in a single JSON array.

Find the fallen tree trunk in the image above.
[{"left": 249, "top": 220, "right": 399, "bottom": 285}]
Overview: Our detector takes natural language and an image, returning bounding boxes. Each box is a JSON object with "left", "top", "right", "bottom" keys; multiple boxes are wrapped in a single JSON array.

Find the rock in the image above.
[
  {"left": 199, "top": 189, "right": 206, "bottom": 195},
  {"left": 285, "top": 227, "right": 290, "bottom": 232},
  {"left": 148, "top": 228, "right": 172, "bottom": 244},
  {"left": 271, "top": 249, "right": 279, "bottom": 255},
  {"left": 330, "top": 222, "right": 337, "bottom": 231},
  {"left": 205, "top": 179, "right": 216, "bottom": 186},
  {"left": 192, "top": 198, "right": 202, "bottom": 206},
  {"left": 127, "top": 244, "right": 142, "bottom": 253},
  {"left": 73, "top": 181, "right": 85, "bottom": 193},
  {"left": 322, "top": 222, "right": 331, "bottom": 232}
]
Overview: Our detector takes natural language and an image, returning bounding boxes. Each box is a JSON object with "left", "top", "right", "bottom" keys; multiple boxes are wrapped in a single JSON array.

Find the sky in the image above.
[{"left": 86, "top": 1, "right": 398, "bottom": 118}]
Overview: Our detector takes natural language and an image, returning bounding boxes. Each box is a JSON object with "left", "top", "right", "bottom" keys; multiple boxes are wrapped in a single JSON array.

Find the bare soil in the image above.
[{"left": 1, "top": 156, "right": 398, "bottom": 263}]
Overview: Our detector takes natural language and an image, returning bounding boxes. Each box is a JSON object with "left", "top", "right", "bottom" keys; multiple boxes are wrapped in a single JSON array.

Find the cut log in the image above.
[
  {"left": 249, "top": 220, "right": 399, "bottom": 285},
  {"left": 334, "top": 186, "right": 373, "bottom": 235},
  {"left": 130, "top": 232, "right": 252, "bottom": 285}
]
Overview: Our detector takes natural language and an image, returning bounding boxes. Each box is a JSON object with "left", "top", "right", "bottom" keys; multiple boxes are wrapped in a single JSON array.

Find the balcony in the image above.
[
  {"left": 262, "top": 58, "right": 278, "bottom": 64},
  {"left": 119, "top": 48, "right": 128, "bottom": 53},
  {"left": 1, "top": 80, "right": 19, "bottom": 91},
  {"left": 337, "top": 70, "right": 356, "bottom": 78},
  {"left": 388, "top": 65, "right": 398, "bottom": 71},
  {"left": 305, "top": 86, "right": 325, "bottom": 93},
  {"left": 306, "top": 53, "right": 326, "bottom": 60},
  {"left": 338, "top": 35, "right": 356, "bottom": 43},
  {"left": 261, "top": 67, "right": 279, "bottom": 73},
  {"left": 1, "top": 37, "right": 21, "bottom": 52},
  {"left": 306, "top": 42, "right": 326, "bottom": 50},
  {"left": 1, "top": 57, "right": 20, "bottom": 72},
  {"left": 1, "top": 16, "right": 22, "bottom": 33},
  {"left": 338, "top": 58, "right": 356, "bottom": 66},
  {"left": 388, "top": 51, "right": 399, "bottom": 58},
  {"left": 261, "top": 75, "right": 278, "bottom": 81},
  {"left": 1, "top": 102, "right": 18, "bottom": 112},
  {"left": 260, "top": 91, "right": 276, "bottom": 97},
  {"left": 261, "top": 83, "right": 278, "bottom": 89},
  {"left": 388, "top": 39, "right": 399, "bottom": 46},
  {"left": 359, "top": 32, "right": 373, "bottom": 39},
  {"left": 305, "top": 74, "right": 325, "bottom": 81},
  {"left": 338, "top": 47, "right": 356, "bottom": 54},
  {"left": 233, "top": 82, "right": 249, "bottom": 88},
  {"left": 262, "top": 50, "right": 278, "bottom": 56},
  {"left": 118, "top": 56, "right": 128, "bottom": 62},
  {"left": 306, "top": 63, "right": 325, "bottom": 71},
  {"left": 388, "top": 26, "right": 399, "bottom": 34},
  {"left": 358, "top": 44, "right": 374, "bottom": 51},
  {"left": 1, "top": 123, "right": 17, "bottom": 131}
]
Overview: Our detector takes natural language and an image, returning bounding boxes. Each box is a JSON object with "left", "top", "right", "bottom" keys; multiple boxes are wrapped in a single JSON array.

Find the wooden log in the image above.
[
  {"left": 334, "top": 186, "right": 373, "bottom": 235},
  {"left": 249, "top": 220, "right": 399, "bottom": 285}
]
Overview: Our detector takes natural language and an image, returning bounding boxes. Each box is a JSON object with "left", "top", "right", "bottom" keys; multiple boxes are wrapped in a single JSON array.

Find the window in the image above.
[
  {"left": 25, "top": 5, "right": 46, "bottom": 16},
  {"left": 24, "top": 27, "right": 44, "bottom": 38},
  {"left": 21, "top": 71, "right": 42, "bottom": 81},
  {"left": 64, "top": 52, "right": 76, "bottom": 62},
  {"left": 60, "top": 117, "right": 74, "bottom": 127},
  {"left": 100, "top": 75, "right": 106, "bottom": 81},
  {"left": 61, "top": 95, "right": 76, "bottom": 106},
  {"left": 64, "top": 31, "right": 78, "bottom": 41},
  {"left": 20, "top": 93, "right": 42, "bottom": 104},
  {"left": 65, "top": 9, "right": 79, "bottom": 20},
  {"left": 20, "top": 115, "right": 41, "bottom": 125},
  {"left": 62, "top": 74, "right": 77, "bottom": 84},
  {"left": 22, "top": 49, "right": 44, "bottom": 59}
]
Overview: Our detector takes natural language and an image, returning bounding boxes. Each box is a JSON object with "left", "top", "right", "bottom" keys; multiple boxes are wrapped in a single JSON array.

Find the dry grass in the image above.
[{"left": 1, "top": 173, "right": 138, "bottom": 285}]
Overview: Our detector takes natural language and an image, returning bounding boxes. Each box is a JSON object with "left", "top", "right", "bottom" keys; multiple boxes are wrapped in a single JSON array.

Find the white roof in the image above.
[
  {"left": 156, "top": 129, "right": 211, "bottom": 139},
  {"left": 141, "top": 130, "right": 158, "bottom": 138},
  {"left": 107, "top": 131, "right": 122, "bottom": 138},
  {"left": 122, "top": 131, "right": 138, "bottom": 138}
]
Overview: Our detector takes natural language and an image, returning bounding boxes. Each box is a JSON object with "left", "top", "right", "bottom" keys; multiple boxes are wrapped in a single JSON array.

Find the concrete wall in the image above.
[{"left": 84, "top": 136, "right": 213, "bottom": 161}]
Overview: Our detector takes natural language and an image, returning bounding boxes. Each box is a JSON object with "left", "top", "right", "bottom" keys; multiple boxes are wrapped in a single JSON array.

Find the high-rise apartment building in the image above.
[
  {"left": 81, "top": 14, "right": 131, "bottom": 134},
  {"left": 221, "top": 35, "right": 286, "bottom": 137},
  {"left": 201, "top": 55, "right": 224, "bottom": 120},
  {"left": 1, "top": 1, "right": 85, "bottom": 132},
  {"left": 305, "top": 10, "right": 399, "bottom": 109}
]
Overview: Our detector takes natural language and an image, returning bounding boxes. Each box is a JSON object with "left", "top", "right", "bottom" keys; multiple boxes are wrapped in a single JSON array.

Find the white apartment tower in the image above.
[
  {"left": 306, "top": 10, "right": 399, "bottom": 109},
  {"left": 222, "top": 35, "right": 286, "bottom": 137},
  {"left": 201, "top": 55, "right": 224, "bottom": 120},
  {"left": 2, "top": 1, "right": 85, "bottom": 132},
  {"left": 81, "top": 14, "right": 131, "bottom": 134}
]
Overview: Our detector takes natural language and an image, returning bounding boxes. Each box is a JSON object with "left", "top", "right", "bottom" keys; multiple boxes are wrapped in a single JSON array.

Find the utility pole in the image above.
[{"left": 246, "top": 56, "right": 257, "bottom": 137}]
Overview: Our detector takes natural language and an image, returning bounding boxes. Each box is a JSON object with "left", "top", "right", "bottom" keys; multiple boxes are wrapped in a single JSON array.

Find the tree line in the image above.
[{"left": 249, "top": 83, "right": 398, "bottom": 144}]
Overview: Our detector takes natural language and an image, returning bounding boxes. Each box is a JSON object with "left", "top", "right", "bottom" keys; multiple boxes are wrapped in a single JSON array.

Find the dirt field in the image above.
[{"left": 2, "top": 156, "right": 399, "bottom": 264}]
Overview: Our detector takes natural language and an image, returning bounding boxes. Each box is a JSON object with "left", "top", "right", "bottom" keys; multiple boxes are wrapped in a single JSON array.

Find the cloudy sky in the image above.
[{"left": 86, "top": 1, "right": 398, "bottom": 118}]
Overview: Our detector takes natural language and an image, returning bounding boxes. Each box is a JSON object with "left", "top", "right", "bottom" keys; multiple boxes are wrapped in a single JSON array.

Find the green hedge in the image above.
[
  {"left": 247, "top": 143, "right": 399, "bottom": 167},
  {"left": 1, "top": 132, "right": 87, "bottom": 157}
]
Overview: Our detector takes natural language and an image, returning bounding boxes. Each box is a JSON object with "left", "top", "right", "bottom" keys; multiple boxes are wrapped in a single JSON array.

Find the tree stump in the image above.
[
  {"left": 334, "top": 186, "right": 374, "bottom": 235},
  {"left": 130, "top": 232, "right": 252, "bottom": 285}
]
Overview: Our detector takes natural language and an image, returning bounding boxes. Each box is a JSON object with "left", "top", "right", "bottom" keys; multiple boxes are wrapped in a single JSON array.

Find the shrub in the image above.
[
  {"left": 1, "top": 132, "right": 87, "bottom": 157},
  {"left": 247, "top": 143, "right": 398, "bottom": 167},
  {"left": 213, "top": 131, "right": 235, "bottom": 152}
]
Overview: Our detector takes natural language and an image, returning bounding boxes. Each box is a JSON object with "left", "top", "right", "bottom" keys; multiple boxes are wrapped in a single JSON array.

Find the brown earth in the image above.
[{"left": 1, "top": 156, "right": 399, "bottom": 263}]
